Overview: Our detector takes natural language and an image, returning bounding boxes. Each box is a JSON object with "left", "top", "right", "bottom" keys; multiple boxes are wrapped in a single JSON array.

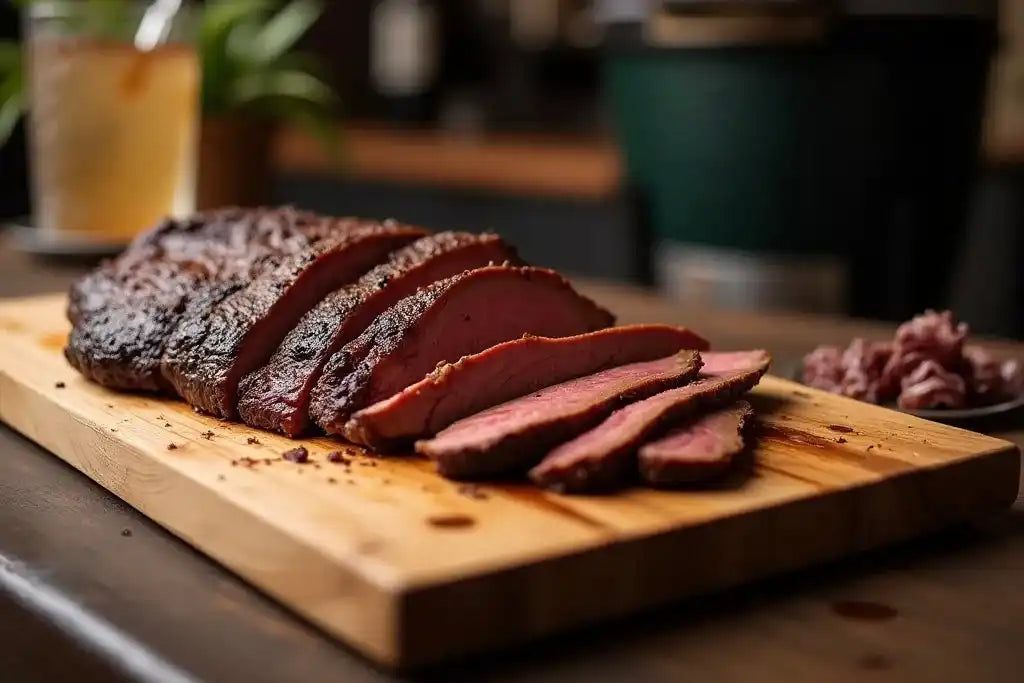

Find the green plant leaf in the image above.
[
  {"left": 224, "top": 18, "right": 263, "bottom": 68},
  {"left": 272, "top": 51, "right": 332, "bottom": 82},
  {"left": 87, "top": 0, "right": 133, "bottom": 40},
  {"left": 0, "top": 42, "right": 22, "bottom": 76},
  {"left": 227, "top": 60, "right": 342, "bottom": 166},
  {"left": 249, "top": 0, "right": 322, "bottom": 66},
  {"left": 201, "top": 0, "right": 275, "bottom": 52},
  {"left": 0, "top": 82, "right": 23, "bottom": 147},
  {"left": 200, "top": 0, "right": 274, "bottom": 113},
  {"left": 230, "top": 68, "right": 337, "bottom": 109}
]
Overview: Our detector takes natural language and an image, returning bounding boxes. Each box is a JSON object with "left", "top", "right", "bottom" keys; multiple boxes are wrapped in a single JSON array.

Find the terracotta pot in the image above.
[{"left": 197, "top": 117, "right": 275, "bottom": 210}]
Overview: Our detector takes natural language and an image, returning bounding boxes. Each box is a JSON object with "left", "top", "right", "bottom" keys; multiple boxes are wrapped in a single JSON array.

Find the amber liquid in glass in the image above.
[{"left": 27, "top": 39, "right": 198, "bottom": 242}]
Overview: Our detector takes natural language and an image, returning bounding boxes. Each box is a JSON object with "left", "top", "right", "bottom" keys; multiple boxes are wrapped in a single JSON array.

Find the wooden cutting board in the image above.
[{"left": 0, "top": 294, "right": 1019, "bottom": 668}]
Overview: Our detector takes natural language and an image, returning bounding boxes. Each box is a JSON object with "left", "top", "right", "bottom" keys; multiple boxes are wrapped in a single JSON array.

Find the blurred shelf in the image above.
[
  {"left": 985, "top": 137, "right": 1024, "bottom": 166},
  {"left": 984, "top": 104, "right": 1024, "bottom": 166},
  {"left": 983, "top": 49, "right": 1024, "bottom": 166},
  {"left": 272, "top": 123, "right": 623, "bottom": 200},
  {"left": 272, "top": 117, "right": 1024, "bottom": 204}
]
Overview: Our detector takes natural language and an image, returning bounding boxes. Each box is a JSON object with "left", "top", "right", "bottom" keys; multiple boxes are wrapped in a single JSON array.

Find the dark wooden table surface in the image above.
[{"left": 2, "top": 237, "right": 1023, "bottom": 683}]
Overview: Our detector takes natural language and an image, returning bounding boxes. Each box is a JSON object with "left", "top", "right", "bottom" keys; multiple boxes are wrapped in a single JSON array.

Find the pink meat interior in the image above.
[{"left": 369, "top": 271, "right": 609, "bottom": 405}]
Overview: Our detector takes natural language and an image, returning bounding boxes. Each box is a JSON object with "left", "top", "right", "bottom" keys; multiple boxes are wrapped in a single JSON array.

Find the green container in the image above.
[
  {"left": 609, "top": 49, "right": 866, "bottom": 256},
  {"left": 603, "top": 1, "right": 996, "bottom": 317}
]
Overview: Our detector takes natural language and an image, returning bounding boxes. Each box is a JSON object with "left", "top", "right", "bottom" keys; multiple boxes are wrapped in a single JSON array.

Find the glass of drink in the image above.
[{"left": 24, "top": 1, "right": 198, "bottom": 245}]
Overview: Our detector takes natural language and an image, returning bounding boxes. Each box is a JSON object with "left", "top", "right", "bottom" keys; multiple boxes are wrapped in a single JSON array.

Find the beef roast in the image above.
[
  {"left": 65, "top": 207, "right": 358, "bottom": 391},
  {"left": 638, "top": 400, "right": 753, "bottom": 485},
  {"left": 161, "top": 224, "right": 426, "bottom": 416},
  {"left": 68, "top": 207, "right": 334, "bottom": 324},
  {"left": 345, "top": 324, "right": 710, "bottom": 451},
  {"left": 236, "top": 232, "right": 518, "bottom": 436},
  {"left": 309, "top": 266, "right": 615, "bottom": 434},
  {"left": 529, "top": 351, "right": 770, "bottom": 493},
  {"left": 416, "top": 351, "right": 703, "bottom": 480}
]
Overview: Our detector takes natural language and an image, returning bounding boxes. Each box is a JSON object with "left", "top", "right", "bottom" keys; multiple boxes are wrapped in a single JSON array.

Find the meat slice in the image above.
[
  {"left": 416, "top": 351, "right": 703, "bottom": 480},
  {"left": 68, "top": 206, "right": 334, "bottom": 324},
  {"left": 529, "top": 351, "right": 770, "bottom": 493},
  {"left": 345, "top": 325, "right": 710, "bottom": 451},
  {"left": 700, "top": 350, "right": 772, "bottom": 377},
  {"left": 638, "top": 400, "right": 754, "bottom": 486},
  {"left": 161, "top": 224, "right": 426, "bottom": 416},
  {"left": 236, "top": 232, "right": 518, "bottom": 436},
  {"left": 64, "top": 207, "right": 361, "bottom": 391},
  {"left": 310, "top": 265, "right": 615, "bottom": 433}
]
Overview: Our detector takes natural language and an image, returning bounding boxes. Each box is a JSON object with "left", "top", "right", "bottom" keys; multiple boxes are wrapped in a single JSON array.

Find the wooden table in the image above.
[{"left": 1, "top": 236, "right": 1022, "bottom": 683}]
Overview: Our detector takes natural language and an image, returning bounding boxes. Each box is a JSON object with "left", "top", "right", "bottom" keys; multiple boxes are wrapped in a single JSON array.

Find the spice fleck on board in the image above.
[
  {"left": 831, "top": 600, "right": 898, "bottom": 622},
  {"left": 283, "top": 447, "right": 309, "bottom": 463},
  {"left": 427, "top": 514, "right": 476, "bottom": 529}
]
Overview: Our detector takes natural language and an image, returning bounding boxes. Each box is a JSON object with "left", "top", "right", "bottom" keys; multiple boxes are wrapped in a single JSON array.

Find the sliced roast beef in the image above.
[
  {"left": 638, "top": 400, "right": 753, "bottom": 486},
  {"left": 161, "top": 224, "right": 426, "bottom": 416},
  {"left": 236, "top": 232, "right": 518, "bottom": 436},
  {"left": 309, "top": 266, "right": 615, "bottom": 434},
  {"left": 345, "top": 324, "right": 710, "bottom": 451},
  {"left": 64, "top": 207, "right": 361, "bottom": 391},
  {"left": 416, "top": 351, "right": 702, "bottom": 480},
  {"left": 529, "top": 351, "right": 770, "bottom": 493},
  {"left": 68, "top": 206, "right": 334, "bottom": 324},
  {"left": 699, "top": 350, "right": 773, "bottom": 377}
]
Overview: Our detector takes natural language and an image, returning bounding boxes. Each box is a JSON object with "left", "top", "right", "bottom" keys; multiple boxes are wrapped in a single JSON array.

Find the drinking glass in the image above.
[{"left": 24, "top": 1, "right": 198, "bottom": 244}]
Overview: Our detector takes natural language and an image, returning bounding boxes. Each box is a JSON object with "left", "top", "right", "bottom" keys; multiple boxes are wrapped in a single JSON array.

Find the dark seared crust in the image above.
[
  {"left": 638, "top": 400, "right": 754, "bottom": 486},
  {"left": 161, "top": 224, "right": 426, "bottom": 417},
  {"left": 64, "top": 207, "right": 355, "bottom": 391},
  {"left": 68, "top": 207, "right": 331, "bottom": 324},
  {"left": 64, "top": 207, "right": 413, "bottom": 392},
  {"left": 529, "top": 359, "right": 769, "bottom": 493},
  {"left": 66, "top": 279, "right": 242, "bottom": 392},
  {"left": 236, "top": 232, "right": 518, "bottom": 436},
  {"left": 66, "top": 263, "right": 204, "bottom": 392},
  {"left": 420, "top": 351, "right": 703, "bottom": 481},
  {"left": 309, "top": 265, "right": 615, "bottom": 433},
  {"left": 157, "top": 283, "right": 251, "bottom": 405}
]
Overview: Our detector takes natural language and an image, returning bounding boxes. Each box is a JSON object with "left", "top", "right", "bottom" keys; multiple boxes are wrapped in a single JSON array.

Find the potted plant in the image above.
[
  {"left": 194, "top": 0, "right": 338, "bottom": 208},
  {"left": 0, "top": 0, "right": 339, "bottom": 210}
]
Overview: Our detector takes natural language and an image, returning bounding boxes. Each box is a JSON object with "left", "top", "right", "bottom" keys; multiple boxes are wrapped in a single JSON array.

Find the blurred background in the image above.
[{"left": 1, "top": 0, "right": 1023, "bottom": 334}]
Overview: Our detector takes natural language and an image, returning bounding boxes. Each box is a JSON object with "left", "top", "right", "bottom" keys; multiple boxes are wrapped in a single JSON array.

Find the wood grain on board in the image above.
[{"left": 0, "top": 294, "right": 1018, "bottom": 668}]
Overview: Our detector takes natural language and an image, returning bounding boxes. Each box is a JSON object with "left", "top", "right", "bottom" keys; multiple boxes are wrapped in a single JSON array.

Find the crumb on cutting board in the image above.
[
  {"left": 326, "top": 451, "right": 351, "bottom": 465},
  {"left": 282, "top": 446, "right": 309, "bottom": 464}
]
